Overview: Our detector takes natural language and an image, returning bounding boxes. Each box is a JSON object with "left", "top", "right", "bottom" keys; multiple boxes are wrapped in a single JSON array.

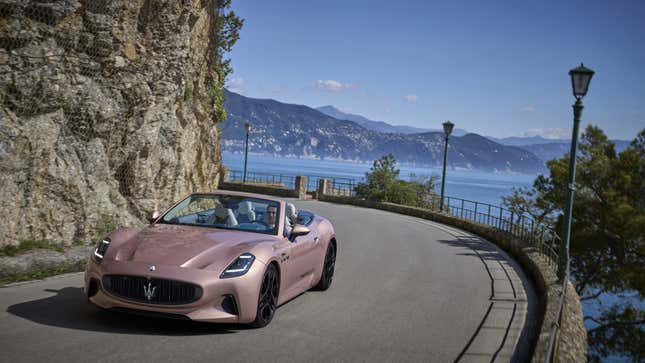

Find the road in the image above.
[{"left": 0, "top": 200, "right": 538, "bottom": 363}]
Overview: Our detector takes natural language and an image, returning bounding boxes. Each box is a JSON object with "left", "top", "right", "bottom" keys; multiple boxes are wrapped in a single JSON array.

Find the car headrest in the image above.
[
  {"left": 214, "top": 207, "right": 231, "bottom": 219},
  {"left": 286, "top": 203, "right": 297, "bottom": 222},
  {"left": 212, "top": 207, "right": 238, "bottom": 226},
  {"left": 238, "top": 201, "right": 253, "bottom": 214}
]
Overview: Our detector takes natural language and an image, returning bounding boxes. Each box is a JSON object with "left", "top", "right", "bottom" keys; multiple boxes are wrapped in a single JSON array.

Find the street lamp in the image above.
[
  {"left": 439, "top": 121, "right": 454, "bottom": 211},
  {"left": 559, "top": 63, "right": 594, "bottom": 281},
  {"left": 243, "top": 122, "right": 251, "bottom": 184}
]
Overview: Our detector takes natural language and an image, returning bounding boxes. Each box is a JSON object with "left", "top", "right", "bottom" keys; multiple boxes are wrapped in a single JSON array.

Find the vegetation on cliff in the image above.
[{"left": 212, "top": 0, "right": 243, "bottom": 123}]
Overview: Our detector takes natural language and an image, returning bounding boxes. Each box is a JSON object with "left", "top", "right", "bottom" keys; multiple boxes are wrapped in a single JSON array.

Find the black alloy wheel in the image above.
[
  {"left": 251, "top": 264, "right": 279, "bottom": 328},
  {"left": 314, "top": 241, "right": 336, "bottom": 291}
]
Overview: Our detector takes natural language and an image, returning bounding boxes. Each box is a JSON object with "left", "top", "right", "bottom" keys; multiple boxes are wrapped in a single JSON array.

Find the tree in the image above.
[
  {"left": 502, "top": 126, "right": 645, "bottom": 362},
  {"left": 355, "top": 154, "right": 439, "bottom": 208},
  {"left": 212, "top": 0, "right": 244, "bottom": 122},
  {"left": 215, "top": 0, "right": 244, "bottom": 80}
]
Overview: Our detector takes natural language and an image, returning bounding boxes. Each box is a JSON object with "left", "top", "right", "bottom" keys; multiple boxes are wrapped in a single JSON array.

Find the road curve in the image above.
[{"left": 0, "top": 200, "right": 538, "bottom": 363}]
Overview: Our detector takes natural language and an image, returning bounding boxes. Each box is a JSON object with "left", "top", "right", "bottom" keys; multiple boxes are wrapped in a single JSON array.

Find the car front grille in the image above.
[{"left": 102, "top": 275, "right": 202, "bottom": 305}]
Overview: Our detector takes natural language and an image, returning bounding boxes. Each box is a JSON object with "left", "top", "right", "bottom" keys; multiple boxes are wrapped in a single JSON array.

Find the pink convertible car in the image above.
[{"left": 84, "top": 191, "right": 337, "bottom": 327}]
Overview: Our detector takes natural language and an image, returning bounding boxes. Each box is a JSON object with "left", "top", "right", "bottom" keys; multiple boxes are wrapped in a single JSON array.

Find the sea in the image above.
[
  {"left": 222, "top": 152, "right": 639, "bottom": 363},
  {"left": 222, "top": 152, "right": 536, "bottom": 206}
]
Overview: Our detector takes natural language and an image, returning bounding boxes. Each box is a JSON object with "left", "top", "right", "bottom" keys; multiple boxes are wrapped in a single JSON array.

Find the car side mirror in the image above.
[
  {"left": 149, "top": 211, "right": 160, "bottom": 224},
  {"left": 290, "top": 224, "right": 310, "bottom": 241}
]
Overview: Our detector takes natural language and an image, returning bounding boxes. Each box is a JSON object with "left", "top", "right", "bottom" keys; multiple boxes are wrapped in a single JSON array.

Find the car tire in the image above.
[
  {"left": 313, "top": 241, "right": 336, "bottom": 291},
  {"left": 251, "top": 263, "right": 280, "bottom": 328}
]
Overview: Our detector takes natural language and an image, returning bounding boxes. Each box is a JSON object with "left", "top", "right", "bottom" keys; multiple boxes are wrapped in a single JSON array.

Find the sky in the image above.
[{"left": 226, "top": 0, "right": 645, "bottom": 140}]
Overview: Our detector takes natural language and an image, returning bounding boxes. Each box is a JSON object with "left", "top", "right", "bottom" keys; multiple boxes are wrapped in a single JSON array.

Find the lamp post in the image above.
[
  {"left": 439, "top": 121, "right": 454, "bottom": 211},
  {"left": 243, "top": 122, "right": 251, "bottom": 184},
  {"left": 559, "top": 63, "right": 594, "bottom": 281}
]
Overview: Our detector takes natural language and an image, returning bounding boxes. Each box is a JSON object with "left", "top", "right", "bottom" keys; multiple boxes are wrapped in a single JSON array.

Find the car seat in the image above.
[
  {"left": 210, "top": 207, "right": 238, "bottom": 227},
  {"left": 284, "top": 203, "right": 298, "bottom": 236},
  {"left": 237, "top": 201, "right": 256, "bottom": 223}
]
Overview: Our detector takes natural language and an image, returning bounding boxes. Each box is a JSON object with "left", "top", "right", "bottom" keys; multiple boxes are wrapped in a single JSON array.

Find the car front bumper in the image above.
[{"left": 84, "top": 257, "right": 266, "bottom": 323}]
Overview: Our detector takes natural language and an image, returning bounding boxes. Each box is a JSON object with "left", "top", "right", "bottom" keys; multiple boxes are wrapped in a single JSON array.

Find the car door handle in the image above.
[{"left": 314, "top": 237, "right": 320, "bottom": 242}]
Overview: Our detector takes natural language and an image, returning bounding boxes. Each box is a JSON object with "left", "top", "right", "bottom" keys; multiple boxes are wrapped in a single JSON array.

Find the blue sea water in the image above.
[{"left": 222, "top": 152, "right": 536, "bottom": 206}]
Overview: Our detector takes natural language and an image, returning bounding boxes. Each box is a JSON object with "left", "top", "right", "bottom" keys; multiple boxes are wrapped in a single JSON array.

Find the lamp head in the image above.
[
  {"left": 569, "top": 63, "right": 594, "bottom": 100},
  {"left": 442, "top": 121, "right": 454, "bottom": 137}
]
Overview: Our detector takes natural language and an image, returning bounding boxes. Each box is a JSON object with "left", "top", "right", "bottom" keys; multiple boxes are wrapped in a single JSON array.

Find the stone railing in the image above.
[{"left": 218, "top": 176, "right": 588, "bottom": 362}]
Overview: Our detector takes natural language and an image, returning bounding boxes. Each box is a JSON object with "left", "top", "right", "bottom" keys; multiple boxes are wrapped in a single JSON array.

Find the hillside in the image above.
[
  {"left": 316, "top": 105, "right": 468, "bottom": 136},
  {"left": 519, "top": 140, "right": 631, "bottom": 162},
  {"left": 223, "top": 90, "right": 545, "bottom": 173}
]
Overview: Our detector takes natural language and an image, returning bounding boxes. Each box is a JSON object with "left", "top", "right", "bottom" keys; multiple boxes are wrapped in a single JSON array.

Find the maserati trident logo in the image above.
[{"left": 143, "top": 281, "right": 156, "bottom": 301}]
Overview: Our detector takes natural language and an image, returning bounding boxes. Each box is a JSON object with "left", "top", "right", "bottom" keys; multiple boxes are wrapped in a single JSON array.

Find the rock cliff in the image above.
[{"left": 0, "top": 0, "right": 224, "bottom": 245}]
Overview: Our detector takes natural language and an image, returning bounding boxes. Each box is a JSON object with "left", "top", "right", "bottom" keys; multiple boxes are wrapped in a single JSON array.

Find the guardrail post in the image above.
[
  {"left": 487, "top": 204, "right": 491, "bottom": 226},
  {"left": 295, "top": 176, "right": 308, "bottom": 200},
  {"left": 317, "top": 178, "right": 330, "bottom": 197},
  {"left": 510, "top": 212, "right": 515, "bottom": 234},
  {"left": 474, "top": 202, "right": 478, "bottom": 223},
  {"left": 460, "top": 199, "right": 465, "bottom": 218},
  {"left": 499, "top": 208, "right": 503, "bottom": 230}
]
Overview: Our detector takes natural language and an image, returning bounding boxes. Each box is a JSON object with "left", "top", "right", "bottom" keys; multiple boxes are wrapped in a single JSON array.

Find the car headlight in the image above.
[
  {"left": 93, "top": 238, "right": 110, "bottom": 262},
  {"left": 220, "top": 253, "right": 255, "bottom": 278}
]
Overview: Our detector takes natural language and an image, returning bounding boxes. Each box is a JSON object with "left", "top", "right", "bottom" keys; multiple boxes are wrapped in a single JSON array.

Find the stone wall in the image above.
[{"left": 0, "top": 0, "right": 223, "bottom": 245}]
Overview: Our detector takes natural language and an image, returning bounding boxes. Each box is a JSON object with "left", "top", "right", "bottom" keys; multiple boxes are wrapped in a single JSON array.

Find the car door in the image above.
[{"left": 289, "top": 228, "right": 321, "bottom": 290}]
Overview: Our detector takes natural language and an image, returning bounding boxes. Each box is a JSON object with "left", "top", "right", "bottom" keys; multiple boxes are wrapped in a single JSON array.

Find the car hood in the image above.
[{"left": 111, "top": 223, "right": 275, "bottom": 270}]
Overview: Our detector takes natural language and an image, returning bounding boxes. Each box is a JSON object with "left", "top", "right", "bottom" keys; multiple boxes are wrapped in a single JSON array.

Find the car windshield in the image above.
[{"left": 158, "top": 194, "right": 281, "bottom": 235}]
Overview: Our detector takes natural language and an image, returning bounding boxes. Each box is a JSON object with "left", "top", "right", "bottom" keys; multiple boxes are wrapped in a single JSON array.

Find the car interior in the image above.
[{"left": 162, "top": 195, "right": 315, "bottom": 237}]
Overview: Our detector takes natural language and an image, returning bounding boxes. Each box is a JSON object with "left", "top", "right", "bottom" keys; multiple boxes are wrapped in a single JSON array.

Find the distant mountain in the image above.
[
  {"left": 222, "top": 90, "right": 545, "bottom": 173},
  {"left": 316, "top": 105, "right": 468, "bottom": 136},
  {"left": 519, "top": 140, "right": 631, "bottom": 162},
  {"left": 487, "top": 135, "right": 568, "bottom": 146}
]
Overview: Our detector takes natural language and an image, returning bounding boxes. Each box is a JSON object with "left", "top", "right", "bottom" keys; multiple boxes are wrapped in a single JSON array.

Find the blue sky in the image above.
[{"left": 226, "top": 0, "right": 644, "bottom": 140}]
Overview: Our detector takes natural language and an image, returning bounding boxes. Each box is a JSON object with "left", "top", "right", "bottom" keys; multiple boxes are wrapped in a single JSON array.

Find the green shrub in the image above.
[{"left": 355, "top": 154, "right": 439, "bottom": 208}]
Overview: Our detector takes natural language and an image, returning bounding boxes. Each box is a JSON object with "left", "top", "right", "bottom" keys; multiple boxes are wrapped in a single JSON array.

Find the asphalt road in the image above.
[{"left": 0, "top": 200, "right": 538, "bottom": 363}]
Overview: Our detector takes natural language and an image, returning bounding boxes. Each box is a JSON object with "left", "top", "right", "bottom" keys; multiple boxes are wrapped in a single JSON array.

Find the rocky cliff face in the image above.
[{"left": 0, "top": 0, "right": 224, "bottom": 245}]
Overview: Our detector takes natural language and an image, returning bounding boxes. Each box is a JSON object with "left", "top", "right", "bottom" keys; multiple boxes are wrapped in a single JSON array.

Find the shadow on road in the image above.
[
  {"left": 436, "top": 235, "right": 509, "bottom": 262},
  {"left": 6, "top": 287, "right": 252, "bottom": 336},
  {"left": 435, "top": 236, "right": 541, "bottom": 363}
]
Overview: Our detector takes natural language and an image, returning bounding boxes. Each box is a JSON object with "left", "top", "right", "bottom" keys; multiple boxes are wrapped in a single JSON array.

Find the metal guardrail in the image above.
[
  {"left": 227, "top": 170, "right": 358, "bottom": 193},
  {"left": 441, "top": 195, "right": 561, "bottom": 271},
  {"left": 228, "top": 170, "right": 296, "bottom": 188},
  {"left": 326, "top": 179, "right": 357, "bottom": 197}
]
